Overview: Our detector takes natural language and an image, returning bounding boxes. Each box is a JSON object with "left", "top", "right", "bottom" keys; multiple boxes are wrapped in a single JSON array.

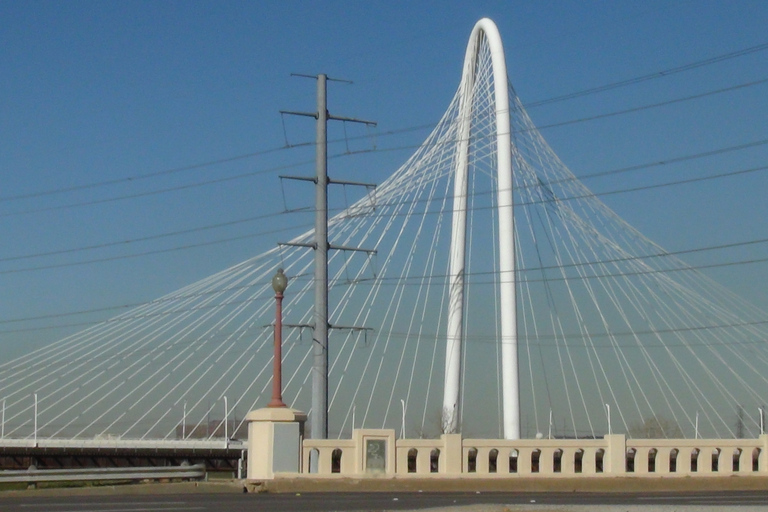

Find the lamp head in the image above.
[{"left": 272, "top": 268, "right": 288, "bottom": 294}]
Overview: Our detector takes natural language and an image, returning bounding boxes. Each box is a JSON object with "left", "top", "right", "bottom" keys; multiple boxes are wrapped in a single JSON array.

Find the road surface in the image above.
[{"left": 1, "top": 491, "right": 768, "bottom": 511}]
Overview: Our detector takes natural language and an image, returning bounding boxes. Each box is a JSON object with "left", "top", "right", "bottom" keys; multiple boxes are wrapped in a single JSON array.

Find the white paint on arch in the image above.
[{"left": 443, "top": 17, "right": 519, "bottom": 440}]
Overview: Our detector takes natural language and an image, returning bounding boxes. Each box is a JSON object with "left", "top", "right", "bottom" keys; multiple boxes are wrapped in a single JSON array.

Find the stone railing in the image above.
[
  {"left": 245, "top": 409, "right": 768, "bottom": 480},
  {"left": 625, "top": 438, "right": 766, "bottom": 475},
  {"left": 298, "top": 430, "right": 768, "bottom": 478}
]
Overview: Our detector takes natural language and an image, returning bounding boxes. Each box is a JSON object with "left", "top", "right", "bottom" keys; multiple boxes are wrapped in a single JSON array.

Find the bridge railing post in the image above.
[
  {"left": 245, "top": 407, "right": 307, "bottom": 480},
  {"left": 604, "top": 434, "right": 626, "bottom": 476},
  {"left": 441, "top": 433, "right": 463, "bottom": 474},
  {"left": 761, "top": 434, "right": 768, "bottom": 472}
]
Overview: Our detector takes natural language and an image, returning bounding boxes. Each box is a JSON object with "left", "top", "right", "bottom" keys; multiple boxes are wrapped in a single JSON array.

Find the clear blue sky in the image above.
[{"left": 1, "top": 0, "right": 767, "bottom": 358}]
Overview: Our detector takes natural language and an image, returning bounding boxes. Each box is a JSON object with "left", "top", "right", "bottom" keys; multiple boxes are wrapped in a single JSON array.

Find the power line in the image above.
[
  {"left": 0, "top": 281, "right": 269, "bottom": 325},
  {"left": 6, "top": 75, "right": 766, "bottom": 219},
  {"left": 1, "top": 156, "right": 765, "bottom": 272},
  {"left": 0, "top": 210, "right": 306, "bottom": 263},
  {"left": 2, "top": 133, "right": 764, "bottom": 265},
  {"left": 0, "top": 145, "right": 311, "bottom": 203},
  {"left": 0, "top": 157, "right": 317, "bottom": 218},
  {"left": 559, "top": 163, "right": 768, "bottom": 202},
  {"left": 1, "top": 46, "right": 766, "bottom": 339},
  {"left": 4, "top": 233, "right": 767, "bottom": 328},
  {"left": 523, "top": 41, "right": 768, "bottom": 108},
  {"left": 4, "top": 38, "right": 765, "bottom": 207},
  {"left": 0, "top": 222, "right": 311, "bottom": 275},
  {"left": 384, "top": 322, "right": 768, "bottom": 347},
  {"left": 4, "top": 68, "right": 765, "bottom": 219},
  {"left": 5, "top": 313, "right": 768, "bottom": 352},
  {"left": 551, "top": 138, "right": 768, "bottom": 186},
  {"left": 320, "top": 252, "right": 768, "bottom": 288},
  {"left": 320, "top": 160, "right": 768, "bottom": 222},
  {"left": 528, "top": 77, "right": 768, "bottom": 132},
  {"left": 357, "top": 136, "right": 768, "bottom": 196},
  {"left": 3, "top": 288, "right": 768, "bottom": 348}
]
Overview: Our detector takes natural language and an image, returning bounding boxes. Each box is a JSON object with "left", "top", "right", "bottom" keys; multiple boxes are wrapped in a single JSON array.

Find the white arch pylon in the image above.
[{"left": 443, "top": 18, "right": 519, "bottom": 439}]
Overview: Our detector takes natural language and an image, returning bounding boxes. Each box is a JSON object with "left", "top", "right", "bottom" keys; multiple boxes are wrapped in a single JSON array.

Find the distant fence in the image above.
[{"left": 299, "top": 430, "right": 768, "bottom": 478}]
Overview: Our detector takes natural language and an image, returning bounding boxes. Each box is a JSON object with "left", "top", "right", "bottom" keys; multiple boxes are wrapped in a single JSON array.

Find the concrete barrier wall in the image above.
[{"left": 299, "top": 431, "right": 768, "bottom": 478}]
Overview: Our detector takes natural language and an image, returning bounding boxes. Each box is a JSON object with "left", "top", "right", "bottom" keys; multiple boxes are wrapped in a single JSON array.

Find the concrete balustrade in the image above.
[
  {"left": 301, "top": 439, "right": 356, "bottom": 474},
  {"left": 395, "top": 438, "right": 443, "bottom": 474},
  {"left": 625, "top": 438, "right": 764, "bottom": 475},
  {"left": 298, "top": 434, "right": 768, "bottom": 478},
  {"left": 246, "top": 409, "right": 768, "bottom": 480}
]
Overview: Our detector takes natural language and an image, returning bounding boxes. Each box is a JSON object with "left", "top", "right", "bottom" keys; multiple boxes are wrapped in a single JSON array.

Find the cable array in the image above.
[{"left": 1, "top": 28, "right": 766, "bottom": 443}]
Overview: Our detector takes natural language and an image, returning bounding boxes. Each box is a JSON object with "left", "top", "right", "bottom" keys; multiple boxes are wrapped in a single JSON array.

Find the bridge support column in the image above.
[{"left": 245, "top": 408, "right": 307, "bottom": 480}]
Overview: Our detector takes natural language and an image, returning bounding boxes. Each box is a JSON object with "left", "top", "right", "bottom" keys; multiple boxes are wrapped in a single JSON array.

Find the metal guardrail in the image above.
[
  {"left": 0, "top": 438, "right": 246, "bottom": 450},
  {"left": 0, "top": 464, "right": 206, "bottom": 484}
]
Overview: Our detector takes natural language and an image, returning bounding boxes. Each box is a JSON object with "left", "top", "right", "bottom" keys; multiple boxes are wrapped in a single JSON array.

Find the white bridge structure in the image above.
[{"left": 2, "top": 18, "right": 768, "bottom": 453}]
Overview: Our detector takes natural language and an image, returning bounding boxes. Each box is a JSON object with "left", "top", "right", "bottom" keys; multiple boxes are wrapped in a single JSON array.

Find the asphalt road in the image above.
[{"left": 1, "top": 491, "right": 768, "bottom": 512}]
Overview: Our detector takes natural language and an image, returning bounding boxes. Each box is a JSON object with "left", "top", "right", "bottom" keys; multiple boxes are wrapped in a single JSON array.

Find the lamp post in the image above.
[
  {"left": 269, "top": 269, "right": 288, "bottom": 408},
  {"left": 400, "top": 399, "right": 406, "bottom": 439},
  {"left": 695, "top": 411, "right": 699, "bottom": 439},
  {"left": 224, "top": 396, "right": 228, "bottom": 446},
  {"left": 34, "top": 393, "right": 38, "bottom": 447}
]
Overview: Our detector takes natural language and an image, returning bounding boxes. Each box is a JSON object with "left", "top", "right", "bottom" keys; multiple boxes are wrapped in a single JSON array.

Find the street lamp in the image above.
[
  {"left": 400, "top": 399, "right": 406, "bottom": 439},
  {"left": 269, "top": 269, "right": 288, "bottom": 408}
]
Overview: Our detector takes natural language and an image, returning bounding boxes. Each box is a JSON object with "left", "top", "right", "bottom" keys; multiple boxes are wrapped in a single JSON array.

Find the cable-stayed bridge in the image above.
[{"left": 1, "top": 17, "right": 767, "bottom": 460}]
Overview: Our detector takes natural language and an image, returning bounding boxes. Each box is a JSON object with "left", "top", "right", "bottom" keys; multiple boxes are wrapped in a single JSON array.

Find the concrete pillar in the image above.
[
  {"left": 516, "top": 448, "right": 533, "bottom": 475},
  {"left": 582, "top": 448, "right": 596, "bottom": 474},
  {"left": 761, "top": 435, "right": 768, "bottom": 472},
  {"left": 698, "top": 448, "right": 712, "bottom": 474},
  {"left": 656, "top": 449, "right": 670, "bottom": 475},
  {"left": 418, "top": 449, "right": 431, "bottom": 475},
  {"left": 719, "top": 448, "right": 733, "bottom": 475},
  {"left": 676, "top": 449, "right": 691, "bottom": 475},
  {"left": 634, "top": 448, "right": 649, "bottom": 474},
  {"left": 604, "top": 434, "right": 626, "bottom": 475},
  {"left": 539, "top": 447, "right": 555, "bottom": 474},
  {"left": 475, "top": 447, "right": 489, "bottom": 474},
  {"left": 245, "top": 407, "right": 307, "bottom": 480},
  {"left": 560, "top": 449, "right": 575, "bottom": 475},
  {"left": 441, "top": 434, "right": 463, "bottom": 474}
]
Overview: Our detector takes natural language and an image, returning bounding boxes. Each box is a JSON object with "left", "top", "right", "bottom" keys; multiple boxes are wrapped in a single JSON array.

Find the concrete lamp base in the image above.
[{"left": 246, "top": 407, "right": 307, "bottom": 480}]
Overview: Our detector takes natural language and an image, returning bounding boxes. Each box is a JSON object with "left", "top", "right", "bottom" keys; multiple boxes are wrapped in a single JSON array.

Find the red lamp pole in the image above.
[{"left": 269, "top": 269, "right": 288, "bottom": 408}]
